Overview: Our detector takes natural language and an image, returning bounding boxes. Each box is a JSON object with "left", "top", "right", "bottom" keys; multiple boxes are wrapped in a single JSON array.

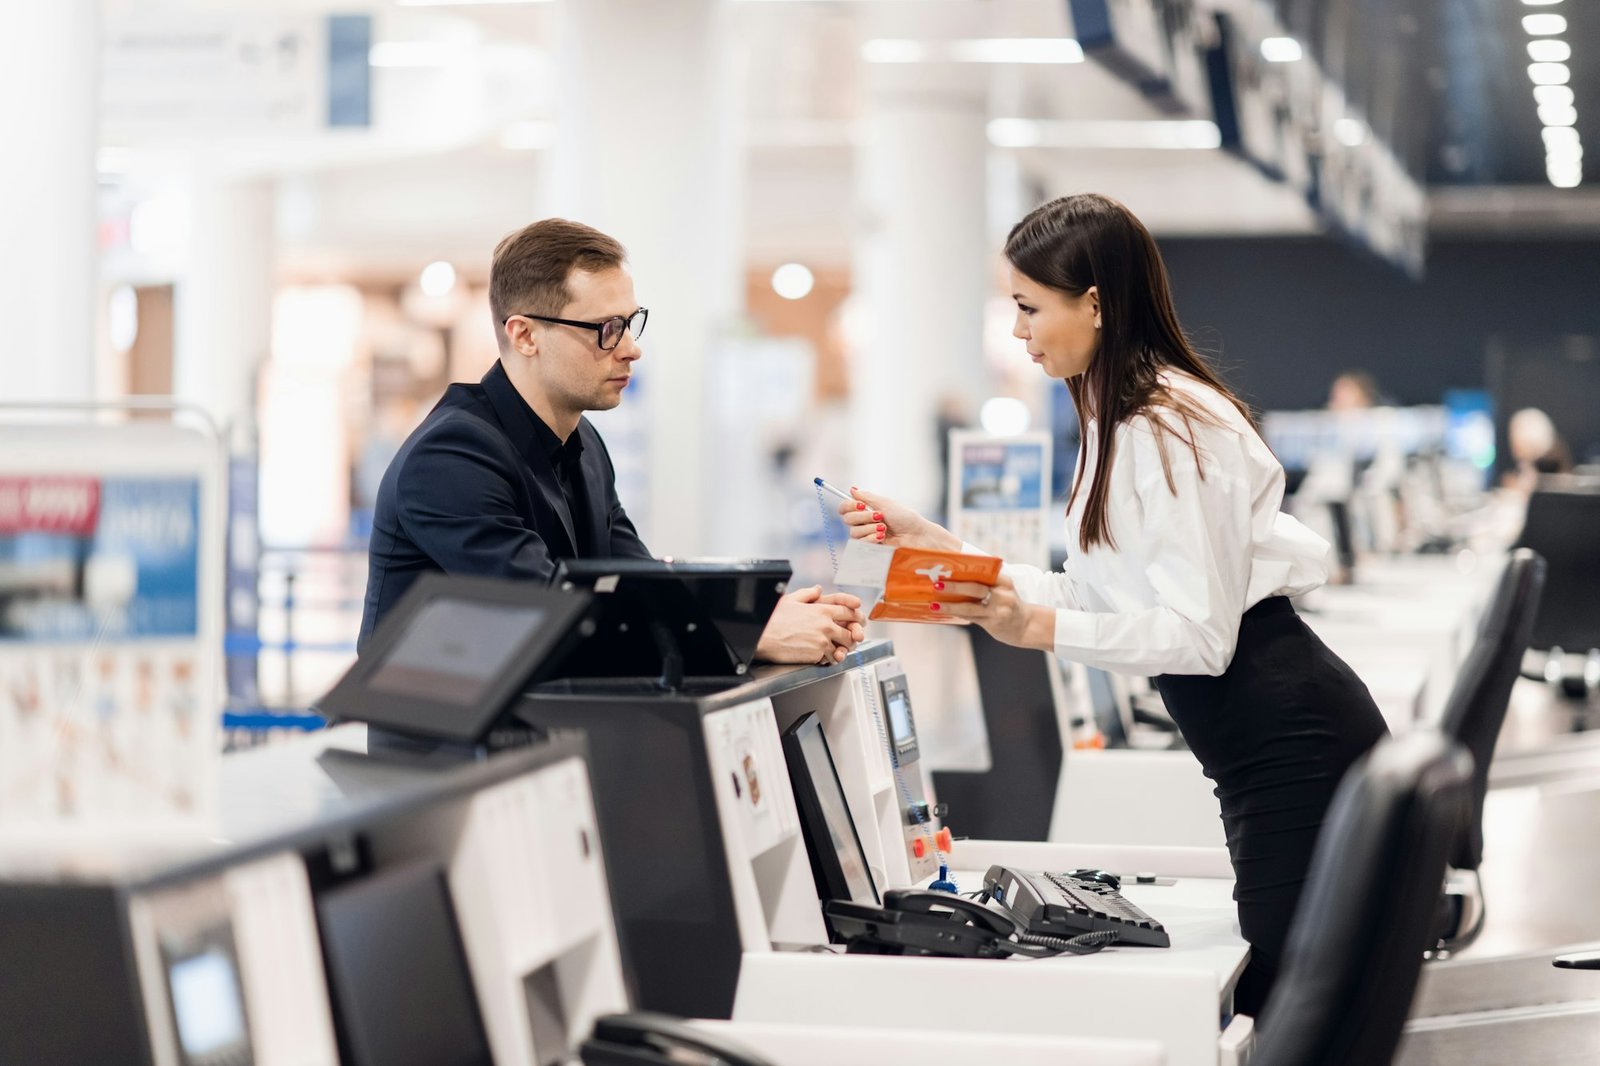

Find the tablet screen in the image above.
[{"left": 367, "top": 600, "right": 547, "bottom": 707}]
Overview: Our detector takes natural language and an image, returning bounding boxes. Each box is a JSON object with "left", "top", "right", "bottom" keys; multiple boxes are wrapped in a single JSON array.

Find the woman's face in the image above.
[{"left": 1010, "top": 267, "right": 1099, "bottom": 380}]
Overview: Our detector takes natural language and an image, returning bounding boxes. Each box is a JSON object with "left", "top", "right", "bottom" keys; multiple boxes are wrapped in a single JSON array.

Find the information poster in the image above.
[
  {"left": 0, "top": 419, "right": 223, "bottom": 836},
  {"left": 946, "top": 431, "right": 1052, "bottom": 569},
  {"left": 0, "top": 476, "right": 210, "bottom": 822}
]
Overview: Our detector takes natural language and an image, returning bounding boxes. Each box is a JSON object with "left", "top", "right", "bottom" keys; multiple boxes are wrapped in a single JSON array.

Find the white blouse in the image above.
[{"left": 995, "top": 372, "right": 1332, "bottom": 677}]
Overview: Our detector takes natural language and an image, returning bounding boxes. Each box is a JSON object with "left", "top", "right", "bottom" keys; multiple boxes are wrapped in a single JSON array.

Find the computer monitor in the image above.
[
  {"left": 781, "top": 711, "right": 879, "bottom": 908},
  {"left": 316, "top": 574, "right": 594, "bottom": 744},
  {"left": 314, "top": 861, "right": 492, "bottom": 1066},
  {"left": 553, "top": 559, "right": 790, "bottom": 686},
  {"left": 158, "top": 924, "right": 254, "bottom": 1066}
]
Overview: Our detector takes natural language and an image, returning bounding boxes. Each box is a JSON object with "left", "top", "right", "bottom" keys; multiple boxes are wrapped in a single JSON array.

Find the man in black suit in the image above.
[{"left": 360, "top": 218, "right": 865, "bottom": 663}]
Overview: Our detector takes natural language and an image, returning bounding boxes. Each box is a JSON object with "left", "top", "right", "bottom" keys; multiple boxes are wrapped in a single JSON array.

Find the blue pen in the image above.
[{"left": 813, "top": 477, "right": 854, "bottom": 504}]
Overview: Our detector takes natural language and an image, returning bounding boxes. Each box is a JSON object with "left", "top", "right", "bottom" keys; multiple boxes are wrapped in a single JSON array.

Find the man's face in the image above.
[{"left": 534, "top": 266, "right": 642, "bottom": 414}]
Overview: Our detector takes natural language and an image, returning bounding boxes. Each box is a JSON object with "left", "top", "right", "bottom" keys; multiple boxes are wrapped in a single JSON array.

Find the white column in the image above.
[
  {"left": 546, "top": 0, "right": 743, "bottom": 556},
  {"left": 850, "top": 5, "right": 991, "bottom": 513},
  {"left": 0, "top": 1, "right": 99, "bottom": 403},
  {"left": 174, "top": 177, "right": 276, "bottom": 452}
]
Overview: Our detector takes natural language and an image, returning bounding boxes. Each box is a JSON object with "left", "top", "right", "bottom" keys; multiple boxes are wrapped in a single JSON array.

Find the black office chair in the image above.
[
  {"left": 1433, "top": 548, "right": 1547, "bottom": 952},
  {"left": 1250, "top": 732, "right": 1471, "bottom": 1066},
  {"left": 1515, "top": 488, "right": 1600, "bottom": 657}
]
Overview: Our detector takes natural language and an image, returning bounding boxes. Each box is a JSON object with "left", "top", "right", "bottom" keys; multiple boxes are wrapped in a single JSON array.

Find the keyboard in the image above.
[{"left": 983, "top": 865, "right": 1171, "bottom": 948}]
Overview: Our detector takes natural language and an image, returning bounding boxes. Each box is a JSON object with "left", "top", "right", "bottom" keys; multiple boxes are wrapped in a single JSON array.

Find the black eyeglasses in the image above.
[{"left": 505, "top": 307, "right": 648, "bottom": 352}]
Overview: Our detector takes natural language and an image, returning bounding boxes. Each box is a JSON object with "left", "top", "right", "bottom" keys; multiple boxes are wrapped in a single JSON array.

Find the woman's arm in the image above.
[{"left": 942, "top": 422, "right": 1255, "bottom": 675}]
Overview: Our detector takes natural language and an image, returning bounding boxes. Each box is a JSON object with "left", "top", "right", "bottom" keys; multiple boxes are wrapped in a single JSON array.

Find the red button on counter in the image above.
[
  {"left": 912, "top": 838, "right": 926, "bottom": 858},
  {"left": 935, "top": 827, "right": 953, "bottom": 853}
]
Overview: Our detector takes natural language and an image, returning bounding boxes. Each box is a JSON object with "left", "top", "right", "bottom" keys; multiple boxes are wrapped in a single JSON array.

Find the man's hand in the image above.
[{"left": 755, "top": 586, "right": 867, "bottom": 664}]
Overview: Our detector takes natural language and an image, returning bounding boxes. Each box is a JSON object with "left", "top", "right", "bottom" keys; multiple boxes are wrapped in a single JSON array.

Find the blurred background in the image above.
[{"left": 2, "top": 0, "right": 1597, "bottom": 727}]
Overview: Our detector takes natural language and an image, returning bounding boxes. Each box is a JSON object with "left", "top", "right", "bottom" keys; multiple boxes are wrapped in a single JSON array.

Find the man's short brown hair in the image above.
[{"left": 489, "top": 219, "right": 627, "bottom": 342}]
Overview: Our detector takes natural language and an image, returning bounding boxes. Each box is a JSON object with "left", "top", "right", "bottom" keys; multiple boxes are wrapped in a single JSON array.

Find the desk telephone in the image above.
[
  {"left": 579, "top": 1012, "right": 775, "bottom": 1066},
  {"left": 824, "top": 885, "right": 1118, "bottom": 960}
]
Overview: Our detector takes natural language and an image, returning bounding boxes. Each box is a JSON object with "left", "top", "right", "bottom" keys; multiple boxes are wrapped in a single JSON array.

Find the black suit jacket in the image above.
[{"left": 358, "top": 361, "right": 651, "bottom": 650}]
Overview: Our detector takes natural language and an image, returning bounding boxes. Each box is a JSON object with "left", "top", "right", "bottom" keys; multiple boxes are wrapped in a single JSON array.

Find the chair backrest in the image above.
[
  {"left": 1438, "top": 548, "right": 1547, "bottom": 870},
  {"left": 1515, "top": 488, "right": 1600, "bottom": 652},
  {"left": 1251, "top": 732, "right": 1471, "bottom": 1066}
]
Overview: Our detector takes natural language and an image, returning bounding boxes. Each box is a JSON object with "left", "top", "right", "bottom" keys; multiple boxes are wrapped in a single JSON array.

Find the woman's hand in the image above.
[
  {"left": 755, "top": 586, "right": 867, "bottom": 665},
  {"left": 925, "top": 574, "right": 1055, "bottom": 651},
  {"left": 837, "top": 487, "right": 960, "bottom": 551}
]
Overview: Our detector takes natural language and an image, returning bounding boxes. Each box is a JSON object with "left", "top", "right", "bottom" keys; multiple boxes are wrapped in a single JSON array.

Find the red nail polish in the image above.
[
  {"left": 934, "top": 581, "right": 945, "bottom": 590},
  {"left": 876, "top": 523, "right": 886, "bottom": 532},
  {"left": 876, "top": 532, "right": 885, "bottom": 541},
  {"left": 929, "top": 603, "right": 941, "bottom": 612},
  {"left": 872, "top": 512, "right": 883, "bottom": 521},
  {"left": 857, "top": 502, "right": 867, "bottom": 511}
]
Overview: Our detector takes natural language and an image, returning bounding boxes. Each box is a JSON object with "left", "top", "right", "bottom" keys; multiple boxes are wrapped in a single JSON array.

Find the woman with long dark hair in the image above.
[{"left": 840, "top": 193, "right": 1388, "bottom": 1016}]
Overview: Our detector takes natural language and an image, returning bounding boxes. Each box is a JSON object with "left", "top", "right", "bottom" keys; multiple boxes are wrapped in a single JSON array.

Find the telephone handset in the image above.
[
  {"left": 824, "top": 888, "right": 1114, "bottom": 959},
  {"left": 578, "top": 1011, "right": 776, "bottom": 1066}
]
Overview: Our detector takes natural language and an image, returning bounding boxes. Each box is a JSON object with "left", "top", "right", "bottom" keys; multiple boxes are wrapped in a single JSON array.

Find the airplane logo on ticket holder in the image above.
[{"left": 915, "top": 564, "right": 952, "bottom": 584}]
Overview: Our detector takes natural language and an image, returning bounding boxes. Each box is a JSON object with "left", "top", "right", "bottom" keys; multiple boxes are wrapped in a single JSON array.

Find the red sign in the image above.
[{"left": 0, "top": 477, "right": 102, "bottom": 535}]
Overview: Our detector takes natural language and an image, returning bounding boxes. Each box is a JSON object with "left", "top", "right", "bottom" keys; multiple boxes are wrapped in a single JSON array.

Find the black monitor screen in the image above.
[
  {"left": 554, "top": 559, "right": 789, "bottom": 681},
  {"left": 315, "top": 862, "right": 492, "bottom": 1066},
  {"left": 366, "top": 600, "right": 547, "bottom": 707},
  {"left": 782, "top": 712, "right": 878, "bottom": 907}
]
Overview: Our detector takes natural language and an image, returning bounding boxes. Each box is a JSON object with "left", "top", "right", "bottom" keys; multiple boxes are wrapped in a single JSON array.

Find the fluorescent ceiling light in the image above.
[
  {"left": 862, "top": 38, "right": 1083, "bottom": 64},
  {"left": 369, "top": 42, "right": 456, "bottom": 67},
  {"left": 988, "top": 118, "right": 1221, "bottom": 150},
  {"left": 1548, "top": 159, "right": 1582, "bottom": 188},
  {"left": 1527, "top": 39, "right": 1571, "bottom": 62},
  {"left": 1522, "top": 13, "right": 1568, "bottom": 34},
  {"left": 948, "top": 39, "right": 1084, "bottom": 64},
  {"left": 1333, "top": 118, "right": 1367, "bottom": 147},
  {"left": 1542, "top": 126, "right": 1581, "bottom": 149},
  {"left": 1534, "top": 84, "right": 1576, "bottom": 107},
  {"left": 1528, "top": 62, "right": 1571, "bottom": 85},
  {"left": 1260, "top": 37, "right": 1303, "bottom": 63},
  {"left": 396, "top": 0, "right": 549, "bottom": 6},
  {"left": 1523, "top": 0, "right": 1563, "bottom": 5},
  {"left": 1538, "top": 103, "right": 1578, "bottom": 127}
]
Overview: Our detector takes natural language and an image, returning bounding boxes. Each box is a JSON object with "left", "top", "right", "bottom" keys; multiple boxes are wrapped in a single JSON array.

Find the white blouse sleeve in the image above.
[
  {"left": 1051, "top": 421, "right": 1255, "bottom": 676},
  {"left": 959, "top": 541, "right": 1085, "bottom": 610}
]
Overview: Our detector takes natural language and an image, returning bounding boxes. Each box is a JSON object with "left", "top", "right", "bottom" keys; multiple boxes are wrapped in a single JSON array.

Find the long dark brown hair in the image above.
[{"left": 1004, "top": 193, "right": 1254, "bottom": 553}]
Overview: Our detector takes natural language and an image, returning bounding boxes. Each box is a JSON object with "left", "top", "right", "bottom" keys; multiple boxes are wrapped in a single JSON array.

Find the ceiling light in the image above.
[
  {"left": 1528, "top": 62, "right": 1571, "bottom": 85},
  {"left": 1527, "top": 39, "right": 1571, "bottom": 62},
  {"left": 1538, "top": 103, "right": 1578, "bottom": 126},
  {"left": 419, "top": 261, "right": 457, "bottom": 297},
  {"left": 770, "top": 263, "right": 815, "bottom": 301},
  {"left": 980, "top": 397, "right": 1030, "bottom": 436},
  {"left": 1333, "top": 118, "right": 1367, "bottom": 147},
  {"left": 1534, "top": 85, "right": 1576, "bottom": 107},
  {"left": 1260, "top": 37, "right": 1303, "bottom": 63},
  {"left": 1542, "top": 126, "right": 1581, "bottom": 149},
  {"left": 947, "top": 38, "right": 1084, "bottom": 64},
  {"left": 862, "top": 38, "right": 1083, "bottom": 64},
  {"left": 1547, "top": 156, "right": 1583, "bottom": 188},
  {"left": 1522, "top": 0, "right": 1563, "bottom": 6},
  {"left": 396, "top": 0, "right": 550, "bottom": 5},
  {"left": 987, "top": 118, "right": 1221, "bottom": 150},
  {"left": 1522, "top": 13, "right": 1567, "bottom": 34}
]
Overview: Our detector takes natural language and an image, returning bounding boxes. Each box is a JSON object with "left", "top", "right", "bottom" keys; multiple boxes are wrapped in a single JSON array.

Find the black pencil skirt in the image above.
[{"left": 1153, "top": 595, "right": 1388, "bottom": 1018}]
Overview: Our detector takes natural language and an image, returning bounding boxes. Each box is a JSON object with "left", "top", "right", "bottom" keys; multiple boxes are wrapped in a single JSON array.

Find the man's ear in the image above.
[{"left": 503, "top": 316, "right": 539, "bottom": 359}]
